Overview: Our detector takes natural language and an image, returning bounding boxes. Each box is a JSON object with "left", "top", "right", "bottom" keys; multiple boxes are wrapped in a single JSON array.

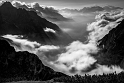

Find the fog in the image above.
[{"left": 54, "top": 13, "right": 96, "bottom": 42}]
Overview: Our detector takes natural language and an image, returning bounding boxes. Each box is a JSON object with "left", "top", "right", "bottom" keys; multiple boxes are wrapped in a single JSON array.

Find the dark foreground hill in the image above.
[
  {"left": 0, "top": 39, "right": 68, "bottom": 82},
  {"left": 0, "top": 2, "right": 72, "bottom": 45}
]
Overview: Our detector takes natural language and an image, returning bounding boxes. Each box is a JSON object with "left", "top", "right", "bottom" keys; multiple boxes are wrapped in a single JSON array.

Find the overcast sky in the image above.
[{"left": 9, "top": 0, "right": 124, "bottom": 9}]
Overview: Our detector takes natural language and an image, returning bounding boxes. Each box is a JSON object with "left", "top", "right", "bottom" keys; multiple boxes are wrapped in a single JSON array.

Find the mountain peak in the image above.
[{"left": 1, "top": 1, "right": 13, "bottom": 8}]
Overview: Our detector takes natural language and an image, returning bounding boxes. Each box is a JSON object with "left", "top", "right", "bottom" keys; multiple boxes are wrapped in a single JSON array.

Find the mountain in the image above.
[
  {"left": 103, "top": 6, "right": 123, "bottom": 12},
  {"left": 80, "top": 6, "right": 104, "bottom": 13},
  {"left": 0, "top": 2, "right": 72, "bottom": 45},
  {"left": 0, "top": 38, "right": 68, "bottom": 82},
  {"left": 60, "top": 6, "right": 123, "bottom": 14},
  {"left": 33, "top": 3, "right": 72, "bottom": 21},
  {"left": 97, "top": 19, "right": 124, "bottom": 68},
  {"left": 12, "top": 1, "right": 72, "bottom": 22},
  {"left": 81, "top": 6, "right": 123, "bottom": 13}
]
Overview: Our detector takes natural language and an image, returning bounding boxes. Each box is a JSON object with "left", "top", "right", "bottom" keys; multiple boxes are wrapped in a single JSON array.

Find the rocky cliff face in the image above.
[
  {"left": 0, "top": 2, "right": 72, "bottom": 45},
  {"left": 97, "top": 19, "right": 124, "bottom": 68},
  {"left": 0, "top": 38, "right": 67, "bottom": 82}
]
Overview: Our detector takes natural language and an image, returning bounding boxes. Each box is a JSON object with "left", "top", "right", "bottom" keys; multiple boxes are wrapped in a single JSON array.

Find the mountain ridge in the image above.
[
  {"left": 0, "top": 2, "right": 72, "bottom": 45},
  {"left": 97, "top": 19, "right": 124, "bottom": 68}
]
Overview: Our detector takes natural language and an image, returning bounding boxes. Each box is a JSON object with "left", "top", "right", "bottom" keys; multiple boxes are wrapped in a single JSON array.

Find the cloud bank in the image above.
[
  {"left": 87, "top": 10, "right": 124, "bottom": 42},
  {"left": 2, "top": 34, "right": 60, "bottom": 54}
]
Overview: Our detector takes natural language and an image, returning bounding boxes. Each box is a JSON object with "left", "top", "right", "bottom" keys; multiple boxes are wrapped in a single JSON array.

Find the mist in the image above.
[{"left": 53, "top": 13, "right": 97, "bottom": 42}]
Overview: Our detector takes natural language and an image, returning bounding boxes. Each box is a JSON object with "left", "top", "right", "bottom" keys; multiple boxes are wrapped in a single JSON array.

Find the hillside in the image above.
[
  {"left": 97, "top": 19, "right": 124, "bottom": 68},
  {"left": 0, "top": 39, "right": 67, "bottom": 82}
]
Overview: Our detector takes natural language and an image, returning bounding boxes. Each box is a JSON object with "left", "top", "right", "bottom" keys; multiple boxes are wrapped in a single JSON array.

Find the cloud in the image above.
[
  {"left": 37, "top": 45, "right": 59, "bottom": 52},
  {"left": 87, "top": 10, "right": 124, "bottom": 42},
  {"left": 55, "top": 41, "right": 97, "bottom": 69},
  {"left": 2, "top": 35, "right": 40, "bottom": 53},
  {"left": 3, "top": 35, "right": 40, "bottom": 48},
  {"left": 12, "top": 0, "right": 26, "bottom": 6},
  {"left": 2, "top": 34, "right": 60, "bottom": 54},
  {"left": 44, "top": 27, "right": 56, "bottom": 33},
  {"left": 0, "top": 0, "right": 6, "bottom": 5},
  {"left": 87, "top": 65, "right": 123, "bottom": 75},
  {"left": 49, "top": 39, "right": 98, "bottom": 75},
  {"left": 96, "top": 10, "right": 124, "bottom": 21}
]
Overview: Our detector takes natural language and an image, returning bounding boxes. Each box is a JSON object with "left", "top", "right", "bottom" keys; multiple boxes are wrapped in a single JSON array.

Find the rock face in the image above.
[
  {"left": 97, "top": 19, "right": 124, "bottom": 68},
  {"left": 0, "top": 2, "right": 72, "bottom": 45},
  {"left": 0, "top": 39, "right": 67, "bottom": 82}
]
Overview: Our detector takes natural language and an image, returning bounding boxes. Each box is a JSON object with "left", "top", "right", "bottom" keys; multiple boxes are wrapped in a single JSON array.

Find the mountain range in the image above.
[
  {"left": 60, "top": 5, "right": 123, "bottom": 14},
  {"left": 0, "top": 2, "right": 72, "bottom": 45}
]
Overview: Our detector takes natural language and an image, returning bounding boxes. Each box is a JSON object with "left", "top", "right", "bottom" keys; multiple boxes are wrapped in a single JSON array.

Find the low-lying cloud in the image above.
[
  {"left": 87, "top": 10, "right": 124, "bottom": 42},
  {"left": 2, "top": 34, "right": 60, "bottom": 54},
  {"left": 54, "top": 41, "right": 97, "bottom": 71},
  {"left": 44, "top": 27, "right": 56, "bottom": 33}
]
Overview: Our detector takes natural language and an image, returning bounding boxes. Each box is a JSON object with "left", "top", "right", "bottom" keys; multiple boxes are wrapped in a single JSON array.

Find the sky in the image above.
[{"left": 8, "top": 0, "right": 124, "bottom": 9}]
